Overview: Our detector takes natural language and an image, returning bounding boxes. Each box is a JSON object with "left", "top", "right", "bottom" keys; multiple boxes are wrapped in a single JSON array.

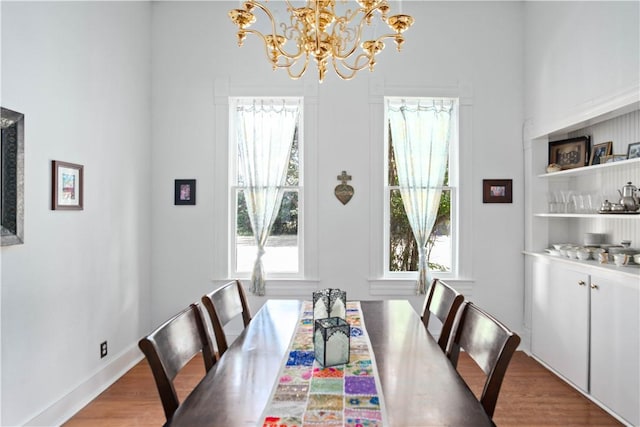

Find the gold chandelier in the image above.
[{"left": 228, "top": 1, "right": 414, "bottom": 82}]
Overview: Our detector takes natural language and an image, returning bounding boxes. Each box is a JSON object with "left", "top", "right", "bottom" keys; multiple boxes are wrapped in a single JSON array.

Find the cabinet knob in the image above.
[
  {"left": 578, "top": 280, "right": 586, "bottom": 286},
  {"left": 591, "top": 284, "right": 599, "bottom": 290}
]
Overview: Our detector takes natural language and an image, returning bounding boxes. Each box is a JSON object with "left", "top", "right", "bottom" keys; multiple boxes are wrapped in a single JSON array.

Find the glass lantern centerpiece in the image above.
[
  {"left": 314, "top": 317, "right": 351, "bottom": 367},
  {"left": 312, "top": 288, "right": 346, "bottom": 320}
]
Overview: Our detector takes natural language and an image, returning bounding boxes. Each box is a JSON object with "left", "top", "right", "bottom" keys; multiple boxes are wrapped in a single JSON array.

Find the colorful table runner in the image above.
[{"left": 261, "top": 301, "right": 387, "bottom": 427}]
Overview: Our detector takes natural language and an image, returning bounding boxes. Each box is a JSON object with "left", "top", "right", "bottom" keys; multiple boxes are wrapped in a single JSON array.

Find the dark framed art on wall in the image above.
[
  {"left": 483, "top": 179, "right": 512, "bottom": 203},
  {"left": 174, "top": 179, "right": 196, "bottom": 205}
]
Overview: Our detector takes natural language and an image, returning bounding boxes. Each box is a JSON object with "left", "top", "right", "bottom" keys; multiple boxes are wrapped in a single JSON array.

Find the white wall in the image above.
[
  {"left": 0, "top": 2, "right": 151, "bottom": 425},
  {"left": 13, "top": 1, "right": 636, "bottom": 424},
  {"left": 150, "top": 1, "right": 525, "bottom": 334},
  {"left": 524, "top": 1, "right": 640, "bottom": 137}
]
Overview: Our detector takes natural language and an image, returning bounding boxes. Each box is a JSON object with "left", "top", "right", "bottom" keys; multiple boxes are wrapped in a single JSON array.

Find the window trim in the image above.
[
  {"left": 228, "top": 97, "right": 304, "bottom": 279},
  {"left": 367, "top": 79, "right": 474, "bottom": 285},
  {"left": 212, "top": 78, "right": 319, "bottom": 285},
  {"left": 383, "top": 97, "right": 459, "bottom": 279}
]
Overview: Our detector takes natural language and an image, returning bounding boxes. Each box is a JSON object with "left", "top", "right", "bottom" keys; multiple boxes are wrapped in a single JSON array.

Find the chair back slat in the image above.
[
  {"left": 421, "top": 279, "right": 464, "bottom": 351},
  {"left": 138, "top": 303, "right": 215, "bottom": 421},
  {"left": 447, "top": 302, "right": 520, "bottom": 419}
]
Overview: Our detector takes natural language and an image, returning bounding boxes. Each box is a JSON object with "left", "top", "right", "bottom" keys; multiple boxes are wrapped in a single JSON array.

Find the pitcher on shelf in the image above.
[{"left": 617, "top": 182, "right": 639, "bottom": 212}]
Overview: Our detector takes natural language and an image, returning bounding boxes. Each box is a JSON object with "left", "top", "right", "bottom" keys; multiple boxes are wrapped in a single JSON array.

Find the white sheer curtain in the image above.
[
  {"left": 235, "top": 99, "right": 300, "bottom": 296},
  {"left": 388, "top": 98, "right": 455, "bottom": 294}
]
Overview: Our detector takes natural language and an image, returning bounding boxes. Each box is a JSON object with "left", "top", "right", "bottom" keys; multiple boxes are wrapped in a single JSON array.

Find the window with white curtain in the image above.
[
  {"left": 229, "top": 97, "right": 303, "bottom": 286},
  {"left": 384, "top": 97, "right": 459, "bottom": 287}
]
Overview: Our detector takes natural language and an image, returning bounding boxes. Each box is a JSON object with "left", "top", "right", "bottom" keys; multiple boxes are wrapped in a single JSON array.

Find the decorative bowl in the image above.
[
  {"left": 545, "top": 249, "right": 561, "bottom": 257},
  {"left": 577, "top": 250, "right": 591, "bottom": 261},
  {"left": 546, "top": 163, "right": 562, "bottom": 173}
]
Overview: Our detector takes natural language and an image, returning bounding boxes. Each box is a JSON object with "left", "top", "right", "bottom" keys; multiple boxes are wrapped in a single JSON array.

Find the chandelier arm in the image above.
[
  {"left": 285, "top": 54, "right": 310, "bottom": 80},
  {"left": 244, "top": 1, "right": 301, "bottom": 60},
  {"left": 331, "top": 58, "right": 360, "bottom": 81},
  {"left": 241, "top": 29, "right": 297, "bottom": 69},
  {"left": 242, "top": 2, "right": 307, "bottom": 61},
  {"left": 330, "top": 6, "right": 381, "bottom": 61},
  {"left": 374, "top": 32, "right": 406, "bottom": 51},
  {"left": 343, "top": 1, "right": 388, "bottom": 25},
  {"left": 333, "top": 52, "right": 372, "bottom": 73}
]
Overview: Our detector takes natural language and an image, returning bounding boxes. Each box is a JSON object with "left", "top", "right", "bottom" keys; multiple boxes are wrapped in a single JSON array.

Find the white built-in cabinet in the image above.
[
  {"left": 531, "top": 260, "right": 589, "bottom": 391},
  {"left": 525, "top": 104, "right": 640, "bottom": 426},
  {"left": 531, "top": 257, "right": 639, "bottom": 426},
  {"left": 589, "top": 270, "right": 640, "bottom": 426}
]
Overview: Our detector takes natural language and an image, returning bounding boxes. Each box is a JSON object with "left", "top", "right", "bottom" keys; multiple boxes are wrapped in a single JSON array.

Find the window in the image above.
[
  {"left": 229, "top": 97, "right": 303, "bottom": 277},
  {"left": 384, "top": 97, "right": 458, "bottom": 276}
]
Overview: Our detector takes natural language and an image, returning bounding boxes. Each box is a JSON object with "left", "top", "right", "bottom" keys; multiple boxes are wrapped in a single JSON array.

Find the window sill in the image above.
[
  {"left": 368, "top": 277, "right": 475, "bottom": 296},
  {"left": 211, "top": 278, "right": 320, "bottom": 298}
]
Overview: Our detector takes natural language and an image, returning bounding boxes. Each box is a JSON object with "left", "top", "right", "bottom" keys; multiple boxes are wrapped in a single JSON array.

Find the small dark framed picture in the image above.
[
  {"left": 548, "top": 136, "right": 590, "bottom": 170},
  {"left": 627, "top": 142, "right": 640, "bottom": 160},
  {"left": 174, "top": 179, "right": 196, "bottom": 205},
  {"left": 483, "top": 179, "right": 512, "bottom": 203},
  {"left": 589, "top": 141, "right": 613, "bottom": 165},
  {"left": 52, "top": 160, "right": 83, "bottom": 210}
]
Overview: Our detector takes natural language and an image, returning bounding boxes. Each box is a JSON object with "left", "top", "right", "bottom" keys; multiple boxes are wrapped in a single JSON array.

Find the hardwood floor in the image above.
[{"left": 64, "top": 351, "right": 623, "bottom": 427}]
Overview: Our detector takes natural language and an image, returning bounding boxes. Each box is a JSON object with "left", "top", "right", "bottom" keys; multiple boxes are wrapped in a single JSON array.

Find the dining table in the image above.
[{"left": 164, "top": 299, "right": 494, "bottom": 427}]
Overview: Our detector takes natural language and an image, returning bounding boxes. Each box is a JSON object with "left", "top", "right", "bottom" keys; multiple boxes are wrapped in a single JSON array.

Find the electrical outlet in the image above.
[{"left": 100, "top": 341, "right": 108, "bottom": 358}]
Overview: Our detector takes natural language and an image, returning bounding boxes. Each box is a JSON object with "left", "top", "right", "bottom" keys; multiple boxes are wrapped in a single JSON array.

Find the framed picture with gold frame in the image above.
[
  {"left": 589, "top": 141, "right": 612, "bottom": 165},
  {"left": 548, "top": 136, "right": 590, "bottom": 170},
  {"left": 600, "top": 154, "right": 627, "bottom": 164}
]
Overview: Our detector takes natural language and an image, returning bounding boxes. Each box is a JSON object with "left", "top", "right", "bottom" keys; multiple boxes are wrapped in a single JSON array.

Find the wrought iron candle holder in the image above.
[
  {"left": 314, "top": 317, "right": 351, "bottom": 367},
  {"left": 313, "top": 288, "right": 347, "bottom": 320}
]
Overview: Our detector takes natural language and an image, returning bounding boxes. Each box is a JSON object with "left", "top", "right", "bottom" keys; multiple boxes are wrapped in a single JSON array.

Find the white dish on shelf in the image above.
[{"left": 577, "top": 250, "right": 591, "bottom": 260}]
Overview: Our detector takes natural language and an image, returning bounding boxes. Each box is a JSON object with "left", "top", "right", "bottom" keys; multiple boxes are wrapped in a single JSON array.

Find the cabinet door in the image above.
[
  {"left": 590, "top": 273, "right": 640, "bottom": 426},
  {"left": 531, "top": 260, "right": 590, "bottom": 391}
]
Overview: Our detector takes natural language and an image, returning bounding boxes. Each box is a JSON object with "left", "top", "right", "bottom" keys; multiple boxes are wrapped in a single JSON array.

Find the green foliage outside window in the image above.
[
  {"left": 236, "top": 128, "right": 299, "bottom": 237},
  {"left": 388, "top": 129, "right": 451, "bottom": 272}
]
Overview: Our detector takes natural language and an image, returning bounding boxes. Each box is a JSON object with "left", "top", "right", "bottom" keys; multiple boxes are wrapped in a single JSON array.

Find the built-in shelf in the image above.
[
  {"left": 534, "top": 213, "right": 640, "bottom": 219},
  {"left": 537, "top": 157, "right": 640, "bottom": 179}
]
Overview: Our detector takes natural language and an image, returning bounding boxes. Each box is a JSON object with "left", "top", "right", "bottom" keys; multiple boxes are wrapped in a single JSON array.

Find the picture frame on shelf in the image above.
[
  {"left": 482, "top": 179, "right": 512, "bottom": 203},
  {"left": 548, "top": 136, "right": 590, "bottom": 170},
  {"left": 52, "top": 160, "right": 83, "bottom": 210},
  {"left": 600, "top": 154, "right": 627, "bottom": 164},
  {"left": 174, "top": 179, "right": 196, "bottom": 205},
  {"left": 589, "top": 141, "right": 612, "bottom": 165},
  {"left": 627, "top": 142, "right": 640, "bottom": 160}
]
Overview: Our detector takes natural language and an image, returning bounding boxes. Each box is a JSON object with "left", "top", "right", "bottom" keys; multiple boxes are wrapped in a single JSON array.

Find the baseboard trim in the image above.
[{"left": 24, "top": 344, "right": 143, "bottom": 427}]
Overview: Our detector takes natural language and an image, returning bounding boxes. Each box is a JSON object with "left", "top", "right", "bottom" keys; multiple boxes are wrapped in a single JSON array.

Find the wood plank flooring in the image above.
[{"left": 64, "top": 351, "right": 623, "bottom": 426}]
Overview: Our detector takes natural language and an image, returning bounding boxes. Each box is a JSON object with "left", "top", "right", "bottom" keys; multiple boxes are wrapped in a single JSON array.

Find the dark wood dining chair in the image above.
[
  {"left": 421, "top": 278, "right": 465, "bottom": 352},
  {"left": 201, "top": 279, "right": 252, "bottom": 357},
  {"left": 446, "top": 301, "right": 521, "bottom": 419},
  {"left": 138, "top": 303, "right": 216, "bottom": 421}
]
